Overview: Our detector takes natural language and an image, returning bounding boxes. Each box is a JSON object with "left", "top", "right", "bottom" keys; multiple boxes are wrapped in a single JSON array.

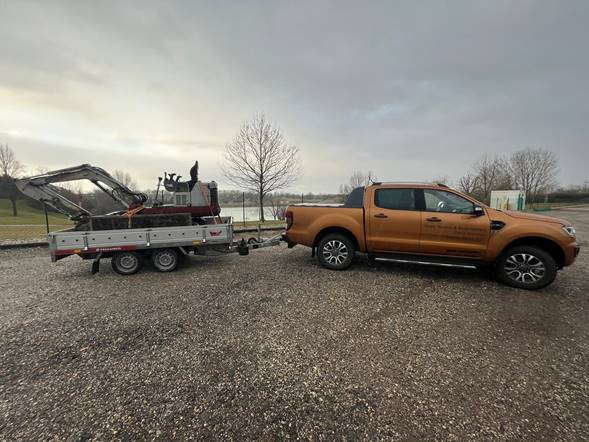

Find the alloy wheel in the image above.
[
  {"left": 322, "top": 240, "right": 349, "bottom": 265},
  {"left": 504, "top": 253, "right": 546, "bottom": 284}
]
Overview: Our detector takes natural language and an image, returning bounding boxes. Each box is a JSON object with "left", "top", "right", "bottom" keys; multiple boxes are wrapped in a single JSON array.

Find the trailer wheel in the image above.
[
  {"left": 152, "top": 248, "right": 180, "bottom": 272},
  {"left": 111, "top": 251, "right": 143, "bottom": 275}
]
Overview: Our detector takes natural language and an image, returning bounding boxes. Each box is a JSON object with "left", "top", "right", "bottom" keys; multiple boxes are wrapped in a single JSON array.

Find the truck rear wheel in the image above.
[
  {"left": 152, "top": 248, "right": 180, "bottom": 272},
  {"left": 495, "top": 245, "right": 557, "bottom": 290},
  {"left": 111, "top": 251, "right": 143, "bottom": 275},
  {"left": 317, "top": 234, "right": 355, "bottom": 270}
]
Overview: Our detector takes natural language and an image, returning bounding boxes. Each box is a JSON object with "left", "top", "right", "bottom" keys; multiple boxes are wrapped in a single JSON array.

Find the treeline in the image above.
[
  {"left": 546, "top": 188, "right": 589, "bottom": 204},
  {"left": 457, "top": 148, "right": 559, "bottom": 205},
  {"left": 218, "top": 190, "right": 342, "bottom": 207},
  {"left": 4, "top": 143, "right": 589, "bottom": 218}
]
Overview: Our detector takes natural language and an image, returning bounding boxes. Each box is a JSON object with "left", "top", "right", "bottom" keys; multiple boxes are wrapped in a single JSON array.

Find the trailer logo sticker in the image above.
[{"left": 209, "top": 230, "right": 222, "bottom": 237}]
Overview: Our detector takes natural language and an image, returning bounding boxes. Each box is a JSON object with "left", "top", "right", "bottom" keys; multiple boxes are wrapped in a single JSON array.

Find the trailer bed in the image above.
[
  {"left": 45, "top": 216, "right": 283, "bottom": 275},
  {"left": 49, "top": 218, "right": 233, "bottom": 261}
]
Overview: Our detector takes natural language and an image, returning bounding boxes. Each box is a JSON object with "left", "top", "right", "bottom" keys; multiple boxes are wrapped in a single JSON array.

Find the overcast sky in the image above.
[{"left": 1, "top": 0, "right": 588, "bottom": 192}]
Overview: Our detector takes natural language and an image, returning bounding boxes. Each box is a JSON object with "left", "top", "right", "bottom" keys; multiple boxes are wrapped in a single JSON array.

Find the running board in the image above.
[{"left": 374, "top": 257, "right": 477, "bottom": 269}]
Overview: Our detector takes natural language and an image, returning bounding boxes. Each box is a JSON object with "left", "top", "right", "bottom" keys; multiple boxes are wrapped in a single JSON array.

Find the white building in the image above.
[{"left": 490, "top": 190, "right": 526, "bottom": 211}]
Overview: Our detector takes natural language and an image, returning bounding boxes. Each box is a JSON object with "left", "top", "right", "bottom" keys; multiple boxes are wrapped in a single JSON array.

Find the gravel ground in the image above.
[{"left": 1, "top": 209, "right": 588, "bottom": 439}]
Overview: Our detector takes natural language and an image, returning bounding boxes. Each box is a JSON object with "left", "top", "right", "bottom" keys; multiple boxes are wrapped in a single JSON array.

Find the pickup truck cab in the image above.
[{"left": 284, "top": 183, "right": 580, "bottom": 289}]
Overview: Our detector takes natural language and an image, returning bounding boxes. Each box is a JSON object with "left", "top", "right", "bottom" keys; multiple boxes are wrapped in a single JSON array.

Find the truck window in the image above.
[
  {"left": 424, "top": 189, "right": 474, "bottom": 214},
  {"left": 344, "top": 186, "right": 365, "bottom": 208},
  {"left": 374, "top": 188, "right": 415, "bottom": 210}
]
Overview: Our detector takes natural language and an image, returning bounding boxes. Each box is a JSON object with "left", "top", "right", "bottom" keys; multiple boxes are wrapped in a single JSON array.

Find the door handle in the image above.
[
  {"left": 426, "top": 217, "right": 442, "bottom": 222},
  {"left": 374, "top": 213, "right": 388, "bottom": 219}
]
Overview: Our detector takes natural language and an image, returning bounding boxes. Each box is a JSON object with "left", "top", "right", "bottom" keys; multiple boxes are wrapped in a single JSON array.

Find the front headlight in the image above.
[{"left": 562, "top": 225, "right": 576, "bottom": 238}]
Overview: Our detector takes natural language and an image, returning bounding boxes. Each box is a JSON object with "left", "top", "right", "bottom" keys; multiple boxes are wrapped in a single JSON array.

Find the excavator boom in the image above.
[{"left": 15, "top": 164, "right": 148, "bottom": 219}]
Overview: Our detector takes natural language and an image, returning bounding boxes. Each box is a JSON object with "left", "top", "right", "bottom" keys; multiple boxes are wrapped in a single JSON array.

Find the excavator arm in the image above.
[{"left": 15, "top": 164, "right": 148, "bottom": 220}]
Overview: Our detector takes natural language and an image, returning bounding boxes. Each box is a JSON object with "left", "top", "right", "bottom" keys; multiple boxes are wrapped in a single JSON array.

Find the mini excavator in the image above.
[{"left": 16, "top": 161, "right": 220, "bottom": 230}]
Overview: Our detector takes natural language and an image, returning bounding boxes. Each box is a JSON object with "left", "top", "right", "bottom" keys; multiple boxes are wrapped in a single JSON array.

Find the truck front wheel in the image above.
[
  {"left": 317, "top": 234, "right": 355, "bottom": 270},
  {"left": 495, "top": 245, "right": 557, "bottom": 290}
]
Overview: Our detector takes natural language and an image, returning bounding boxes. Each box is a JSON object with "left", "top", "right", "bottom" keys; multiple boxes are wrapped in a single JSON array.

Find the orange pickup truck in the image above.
[{"left": 284, "top": 183, "right": 580, "bottom": 289}]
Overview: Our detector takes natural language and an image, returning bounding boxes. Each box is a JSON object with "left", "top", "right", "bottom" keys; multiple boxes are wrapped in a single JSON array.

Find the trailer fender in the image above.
[{"left": 91, "top": 253, "right": 103, "bottom": 274}]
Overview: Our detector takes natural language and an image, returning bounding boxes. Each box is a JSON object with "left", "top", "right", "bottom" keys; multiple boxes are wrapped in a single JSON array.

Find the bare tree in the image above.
[
  {"left": 113, "top": 170, "right": 137, "bottom": 190},
  {"left": 457, "top": 173, "right": 479, "bottom": 195},
  {"left": 339, "top": 170, "right": 377, "bottom": 194},
  {"left": 268, "top": 194, "right": 286, "bottom": 220},
  {"left": 471, "top": 154, "right": 511, "bottom": 203},
  {"left": 0, "top": 144, "right": 22, "bottom": 178},
  {"left": 222, "top": 114, "right": 301, "bottom": 221},
  {"left": 0, "top": 144, "right": 24, "bottom": 216},
  {"left": 508, "top": 148, "right": 558, "bottom": 204}
]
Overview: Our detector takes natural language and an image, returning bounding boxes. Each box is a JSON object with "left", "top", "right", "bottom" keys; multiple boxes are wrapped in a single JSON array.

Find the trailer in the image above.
[
  {"left": 15, "top": 162, "right": 283, "bottom": 275},
  {"left": 48, "top": 216, "right": 283, "bottom": 275}
]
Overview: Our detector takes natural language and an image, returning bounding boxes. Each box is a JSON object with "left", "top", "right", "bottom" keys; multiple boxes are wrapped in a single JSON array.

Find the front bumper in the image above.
[{"left": 563, "top": 241, "right": 580, "bottom": 267}]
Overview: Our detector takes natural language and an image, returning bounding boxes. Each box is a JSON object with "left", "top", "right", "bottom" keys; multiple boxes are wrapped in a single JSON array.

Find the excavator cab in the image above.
[{"left": 152, "top": 160, "right": 220, "bottom": 215}]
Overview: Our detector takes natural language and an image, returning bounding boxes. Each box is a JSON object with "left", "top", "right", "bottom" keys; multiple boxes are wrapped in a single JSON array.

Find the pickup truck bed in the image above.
[{"left": 285, "top": 205, "right": 366, "bottom": 251}]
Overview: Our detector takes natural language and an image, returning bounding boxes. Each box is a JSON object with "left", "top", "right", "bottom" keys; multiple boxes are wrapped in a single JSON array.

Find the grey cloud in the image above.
[{"left": 0, "top": 0, "right": 588, "bottom": 190}]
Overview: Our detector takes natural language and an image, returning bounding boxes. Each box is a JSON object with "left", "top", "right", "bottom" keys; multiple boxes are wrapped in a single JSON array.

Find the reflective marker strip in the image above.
[{"left": 55, "top": 245, "right": 138, "bottom": 256}]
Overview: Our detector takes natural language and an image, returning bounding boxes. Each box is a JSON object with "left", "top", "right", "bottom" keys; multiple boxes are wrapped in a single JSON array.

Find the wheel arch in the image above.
[
  {"left": 313, "top": 226, "right": 361, "bottom": 251},
  {"left": 501, "top": 236, "right": 565, "bottom": 268}
]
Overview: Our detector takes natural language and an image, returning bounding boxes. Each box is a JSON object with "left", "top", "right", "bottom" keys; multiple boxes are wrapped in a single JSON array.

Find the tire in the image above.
[
  {"left": 111, "top": 251, "right": 143, "bottom": 275},
  {"left": 151, "top": 248, "right": 180, "bottom": 272},
  {"left": 495, "top": 246, "right": 557, "bottom": 290},
  {"left": 317, "top": 234, "right": 355, "bottom": 270}
]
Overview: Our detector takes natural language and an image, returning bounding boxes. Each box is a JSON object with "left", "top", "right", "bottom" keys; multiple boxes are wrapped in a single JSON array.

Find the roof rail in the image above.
[{"left": 369, "top": 181, "right": 449, "bottom": 186}]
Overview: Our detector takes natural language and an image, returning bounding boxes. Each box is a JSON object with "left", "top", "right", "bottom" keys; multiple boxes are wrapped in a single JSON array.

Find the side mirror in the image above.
[{"left": 473, "top": 206, "right": 485, "bottom": 217}]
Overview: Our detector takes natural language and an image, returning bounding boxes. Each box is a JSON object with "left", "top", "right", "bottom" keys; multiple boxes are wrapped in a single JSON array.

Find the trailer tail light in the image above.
[{"left": 285, "top": 211, "right": 293, "bottom": 230}]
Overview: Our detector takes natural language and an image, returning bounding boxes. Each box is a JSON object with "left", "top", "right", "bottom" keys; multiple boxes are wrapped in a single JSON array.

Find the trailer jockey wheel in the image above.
[
  {"left": 151, "top": 248, "right": 180, "bottom": 272},
  {"left": 111, "top": 251, "right": 143, "bottom": 275}
]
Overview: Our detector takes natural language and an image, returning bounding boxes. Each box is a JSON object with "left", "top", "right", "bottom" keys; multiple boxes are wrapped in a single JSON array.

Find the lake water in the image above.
[{"left": 219, "top": 206, "right": 277, "bottom": 222}]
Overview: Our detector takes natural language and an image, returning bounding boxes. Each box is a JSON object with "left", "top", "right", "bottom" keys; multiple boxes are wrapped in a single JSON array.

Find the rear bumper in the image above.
[
  {"left": 563, "top": 241, "right": 580, "bottom": 267},
  {"left": 282, "top": 232, "right": 298, "bottom": 248}
]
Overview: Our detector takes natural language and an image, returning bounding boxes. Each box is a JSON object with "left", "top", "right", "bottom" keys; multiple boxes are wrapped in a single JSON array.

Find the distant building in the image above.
[{"left": 490, "top": 190, "right": 526, "bottom": 211}]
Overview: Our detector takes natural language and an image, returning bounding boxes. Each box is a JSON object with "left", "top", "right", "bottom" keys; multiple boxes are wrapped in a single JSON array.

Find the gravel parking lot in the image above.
[{"left": 1, "top": 209, "right": 588, "bottom": 439}]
